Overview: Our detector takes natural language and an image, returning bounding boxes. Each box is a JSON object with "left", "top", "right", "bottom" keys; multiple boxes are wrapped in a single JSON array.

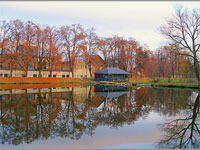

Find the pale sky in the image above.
[{"left": 0, "top": 1, "right": 200, "bottom": 50}]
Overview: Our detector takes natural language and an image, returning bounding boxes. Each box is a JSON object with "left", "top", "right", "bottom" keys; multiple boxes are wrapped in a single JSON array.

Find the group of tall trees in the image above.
[
  {"left": 0, "top": 6, "right": 199, "bottom": 79},
  {"left": 0, "top": 19, "right": 149, "bottom": 78},
  {"left": 0, "top": 20, "right": 62, "bottom": 77}
]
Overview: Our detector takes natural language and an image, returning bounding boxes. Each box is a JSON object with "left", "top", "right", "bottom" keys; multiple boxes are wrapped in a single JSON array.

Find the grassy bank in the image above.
[
  {"left": 0, "top": 77, "right": 82, "bottom": 84},
  {"left": 129, "top": 77, "right": 199, "bottom": 89},
  {"left": 1, "top": 77, "right": 199, "bottom": 89}
]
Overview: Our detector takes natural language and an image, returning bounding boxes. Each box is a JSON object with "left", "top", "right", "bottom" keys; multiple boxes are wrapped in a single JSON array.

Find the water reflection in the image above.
[
  {"left": 155, "top": 91, "right": 200, "bottom": 149},
  {"left": 0, "top": 85, "right": 196, "bottom": 147}
]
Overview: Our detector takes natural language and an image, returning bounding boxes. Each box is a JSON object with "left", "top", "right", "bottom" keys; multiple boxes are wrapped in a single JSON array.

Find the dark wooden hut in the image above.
[{"left": 94, "top": 67, "right": 129, "bottom": 81}]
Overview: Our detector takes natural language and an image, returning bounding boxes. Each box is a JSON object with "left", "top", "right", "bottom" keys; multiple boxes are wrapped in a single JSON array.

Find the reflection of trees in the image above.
[
  {"left": 0, "top": 86, "right": 194, "bottom": 146},
  {"left": 155, "top": 91, "right": 200, "bottom": 149},
  {"left": 92, "top": 87, "right": 150, "bottom": 128},
  {"left": 53, "top": 87, "right": 93, "bottom": 140},
  {"left": 0, "top": 88, "right": 61, "bottom": 145},
  {"left": 143, "top": 88, "right": 191, "bottom": 116}
]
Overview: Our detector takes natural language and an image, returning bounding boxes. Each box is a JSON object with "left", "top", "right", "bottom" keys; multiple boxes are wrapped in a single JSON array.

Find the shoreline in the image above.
[
  {"left": 0, "top": 77, "right": 199, "bottom": 89},
  {"left": 92, "top": 81, "right": 199, "bottom": 89}
]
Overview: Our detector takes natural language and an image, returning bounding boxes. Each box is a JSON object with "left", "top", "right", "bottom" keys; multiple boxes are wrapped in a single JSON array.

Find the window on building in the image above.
[
  {"left": 53, "top": 75, "right": 56, "bottom": 78},
  {"left": 85, "top": 65, "right": 87, "bottom": 69},
  {"left": 28, "top": 64, "right": 32, "bottom": 68},
  {"left": 33, "top": 74, "right": 37, "bottom": 77},
  {"left": 43, "top": 94, "right": 46, "bottom": 99},
  {"left": 27, "top": 94, "right": 33, "bottom": 99},
  {"left": 0, "top": 74, "right": 2, "bottom": 77},
  {"left": 81, "top": 75, "right": 83, "bottom": 78},
  {"left": 62, "top": 75, "right": 65, "bottom": 78},
  {"left": 48, "top": 75, "right": 51, "bottom": 77},
  {"left": 4, "top": 74, "right": 8, "bottom": 77},
  {"left": 66, "top": 75, "right": 69, "bottom": 77}
]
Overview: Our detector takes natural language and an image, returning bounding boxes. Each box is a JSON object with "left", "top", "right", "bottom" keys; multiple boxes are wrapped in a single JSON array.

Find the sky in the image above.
[{"left": 0, "top": 1, "right": 200, "bottom": 50}]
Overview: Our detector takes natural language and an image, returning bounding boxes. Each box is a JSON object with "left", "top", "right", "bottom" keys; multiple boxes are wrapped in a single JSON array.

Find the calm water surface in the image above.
[{"left": 0, "top": 85, "right": 199, "bottom": 149}]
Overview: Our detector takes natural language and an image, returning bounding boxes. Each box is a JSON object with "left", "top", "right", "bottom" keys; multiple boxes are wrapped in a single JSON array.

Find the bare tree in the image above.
[
  {"left": 160, "top": 6, "right": 200, "bottom": 84},
  {"left": 84, "top": 27, "right": 98, "bottom": 77}
]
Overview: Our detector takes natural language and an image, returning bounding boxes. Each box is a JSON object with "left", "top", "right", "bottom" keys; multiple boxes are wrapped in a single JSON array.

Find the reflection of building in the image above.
[
  {"left": 94, "top": 85, "right": 128, "bottom": 98},
  {"left": 0, "top": 86, "right": 93, "bottom": 102},
  {"left": 94, "top": 67, "right": 129, "bottom": 81},
  {"left": 94, "top": 85, "right": 129, "bottom": 111}
]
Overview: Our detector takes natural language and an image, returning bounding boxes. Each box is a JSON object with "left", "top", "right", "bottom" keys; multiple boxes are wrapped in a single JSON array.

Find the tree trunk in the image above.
[
  {"left": 24, "top": 65, "right": 28, "bottom": 77},
  {"left": 89, "top": 62, "right": 92, "bottom": 78},
  {"left": 193, "top": 57, "right": 200, "bottom": 87},
  {"left": 38, "top": 70, "right": 42, "bottom": 77},
  {"left": 72, "top": 66, "right": 74, "bottom": 77},
  {"left": 50, "top": 66, "right": 53, "bottom": 77},
  {"left": 9, "top": 63, "right": 13, "bottom": 77}
]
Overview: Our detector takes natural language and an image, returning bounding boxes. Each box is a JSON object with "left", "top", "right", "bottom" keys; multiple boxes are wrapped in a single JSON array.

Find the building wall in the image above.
[
  {"left": 0, "top": 69, "right": 72, "bottom": 78},
  {"left": 74, "top": 60, "right": 91, "bottom": 78},
  {"left": 74, "top": 59, "right": 105, "bottom": 78},
  {"left": 0, "top": 56, "right": 105, "bottom": 78}
]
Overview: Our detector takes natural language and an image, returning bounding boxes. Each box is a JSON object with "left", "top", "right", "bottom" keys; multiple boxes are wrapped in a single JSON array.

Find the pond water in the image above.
[{"left": 0, "top": 85, "right": 199, "bottom": 149}]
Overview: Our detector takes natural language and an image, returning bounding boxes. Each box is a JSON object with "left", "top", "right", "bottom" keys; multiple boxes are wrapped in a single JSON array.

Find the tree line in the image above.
[{"left": 0, "top": 6, "right": 199, "bottom": 78}]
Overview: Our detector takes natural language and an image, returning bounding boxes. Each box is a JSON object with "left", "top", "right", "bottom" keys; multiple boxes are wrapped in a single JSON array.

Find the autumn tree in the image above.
[
  {"left": 8, "top": 19, "right": 25, "bottom": 77},
  {"left": 134, "top": 47, "right": 146, "bottom": 77},
  {"left": 153, "top": 44, "right": 194, "bottom": 78},
  {"left": 16, "top": 21, "right": 36, "bottom": 77},
  {"left": 126, "top": 38, "right": 137, "bottom": 77},
  {"left": 0, "top": 20, "right": 10, "bottom": 56},
  {"left": 32, "top": 25, "right": 51, "bottom": 77},
  {"left": 97, "top": 37, "right": 110, "bottom": 67},
  {"left": 113, "top": 36, "right": 127, "bottom": 70},
  {"left": 45, "top": 26, "right": 62, "bottom": 77},
  {"left": 84, "top": 27, "right": 98, "bottom": 77},
  {"left": 58, "top": 24, "right": 85, "bottom": 77},
  {"left": 160, "top": 6, "right": 200, "bottom": 84},
  {"left": 0, "top": 20, "right": 11, "bottom": 72}
]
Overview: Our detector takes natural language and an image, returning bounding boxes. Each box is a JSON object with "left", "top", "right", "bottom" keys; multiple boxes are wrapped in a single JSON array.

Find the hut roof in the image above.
[{"left": 95, "top": 67, "right": 129, "bottom": 75}]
